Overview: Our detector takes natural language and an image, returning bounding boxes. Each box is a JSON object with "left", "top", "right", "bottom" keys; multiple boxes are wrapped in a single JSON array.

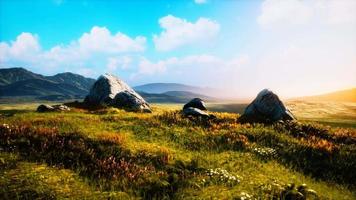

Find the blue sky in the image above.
[{"left": 0, "top": 0, "right": 355, "bottom": 98}]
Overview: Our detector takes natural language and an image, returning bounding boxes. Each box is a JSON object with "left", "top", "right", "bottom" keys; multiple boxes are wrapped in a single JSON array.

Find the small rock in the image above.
[
  {"left": 52, "top": 104, "right": 71, "bottom": 111},
  {"left": 37, "top": 104, "right": 70, "bottom": 112}
]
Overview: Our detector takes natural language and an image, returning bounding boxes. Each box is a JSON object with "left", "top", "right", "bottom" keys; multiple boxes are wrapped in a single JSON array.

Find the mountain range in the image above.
[
  {"left": 0, "top": 68, "right": 96, "bottom": 101},
  {"left": 0, "top": 67, "right": 217, "bottom": 102}
]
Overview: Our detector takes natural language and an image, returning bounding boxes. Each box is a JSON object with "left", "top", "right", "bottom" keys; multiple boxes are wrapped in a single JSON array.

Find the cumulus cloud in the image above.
[
  {"left": 0, "top": 26, "right": 146, "bottom": 75},
  {"left": 153, "top": 15, "right": 220, "bottom": 51},
  {"left": 258, "top": 0, "right": 356, "bottom": 27}
]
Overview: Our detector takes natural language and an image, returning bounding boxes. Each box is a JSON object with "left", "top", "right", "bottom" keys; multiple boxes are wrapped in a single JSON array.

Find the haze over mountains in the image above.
[{"left": 0, "top": 67, "right": 354, "bottom": 103}]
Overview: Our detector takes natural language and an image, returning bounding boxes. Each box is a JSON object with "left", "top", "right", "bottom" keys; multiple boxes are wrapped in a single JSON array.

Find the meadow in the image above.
[{"left": 0, "top": 101, "right": 355, "bottom": 199}]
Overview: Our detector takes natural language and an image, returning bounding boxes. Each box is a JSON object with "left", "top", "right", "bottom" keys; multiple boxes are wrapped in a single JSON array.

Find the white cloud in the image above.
[
  {"left": 107, "top": 56, "right": 132, "bottom": 71},
  {"left": 194, "top": 0, "right": 207, "bottom": 4},
  {"left": 153, "top": 15, "right": 220, "bottom": 51},
  {"left": 0, "top": 33, "right": 40, "bottom": 63},
  {"left": 0, "top": 26, "right": 146, "bottom": 74},
  {"left": 79, "top": 26, "right": 146, "bottom": 53},
  {"left": 258, "top": 0, "right": 356, "bottom": 27},
  {"left": 138, "top": 57, "right": 173, "bottom": 75}
]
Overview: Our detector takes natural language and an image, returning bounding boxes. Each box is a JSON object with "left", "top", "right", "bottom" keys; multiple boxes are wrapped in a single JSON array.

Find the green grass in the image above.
[{"left": 0, "top": 102, "right": 355, "bottom": 199}]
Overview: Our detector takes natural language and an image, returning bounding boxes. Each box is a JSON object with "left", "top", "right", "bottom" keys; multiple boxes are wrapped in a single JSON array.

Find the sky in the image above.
[{"left": 0, "top": 0, "right": 355, "bottom": 98}]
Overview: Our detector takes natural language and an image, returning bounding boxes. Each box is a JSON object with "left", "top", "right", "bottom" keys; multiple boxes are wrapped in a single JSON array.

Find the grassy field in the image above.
[
  {"left": 207, "top": 100, "right": 356, "bottom": 128},
  {"left": 0, "top": 101, "right": 355, "bottom": 199}
]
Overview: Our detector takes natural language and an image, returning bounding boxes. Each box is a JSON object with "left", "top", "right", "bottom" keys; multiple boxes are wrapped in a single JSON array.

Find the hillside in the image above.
[{"left": 298, "top": 88, "right": 356, "bottom": 102}]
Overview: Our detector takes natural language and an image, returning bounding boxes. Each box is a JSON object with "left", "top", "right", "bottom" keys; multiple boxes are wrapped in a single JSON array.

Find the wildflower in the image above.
[{"left": 205, "top": 168, "right": 241, "bottom": 186}]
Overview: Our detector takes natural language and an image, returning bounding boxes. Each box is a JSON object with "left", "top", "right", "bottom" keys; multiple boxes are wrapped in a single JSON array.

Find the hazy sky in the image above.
[{"left": 0, "top": 0, "right": 355, "bottom": 98}]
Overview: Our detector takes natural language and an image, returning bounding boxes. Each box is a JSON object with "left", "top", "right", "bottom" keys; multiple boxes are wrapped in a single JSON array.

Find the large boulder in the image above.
[
  {"left": 239, "top": 89, "right": 295, "bottom": 123},
  {"left": 183, "top": 98, "right": 207, "bottom": 110},
  {"left": 84, "top": 74, "right": 151, "bottom": 112}
]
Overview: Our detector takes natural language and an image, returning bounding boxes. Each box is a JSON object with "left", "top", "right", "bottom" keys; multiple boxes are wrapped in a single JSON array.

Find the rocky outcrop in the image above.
[
  {"left": 84, "top": 74, "right": 151, "bottom": 112},
  {"left": 37, "top": 104, "right": 70, "bottom": 112},
  {"left": 239, "top": 89, "right": 295, "bottom": 123}
]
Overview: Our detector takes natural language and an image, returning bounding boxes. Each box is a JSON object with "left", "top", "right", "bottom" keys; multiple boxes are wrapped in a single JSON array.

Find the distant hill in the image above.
[
  {"left": 0, "top": 67, "right": 95, "bottom": 100},
  {"left": 297, "top": 88, "right": 356, "bottom": 102},
  {"left": 134, "top": 83, "right": 218, "bottom": 97}
]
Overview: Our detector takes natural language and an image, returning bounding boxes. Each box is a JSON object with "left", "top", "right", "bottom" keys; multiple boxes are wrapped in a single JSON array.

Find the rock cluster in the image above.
[
  {"left": 37, "top": 104, "right": 70, "bottom": 112},
  {"left": 239, "top": 89, "right": 295, "bottom": 123},
  {"left": 84, "top": 74, "right": 151, "bottom": 112}
]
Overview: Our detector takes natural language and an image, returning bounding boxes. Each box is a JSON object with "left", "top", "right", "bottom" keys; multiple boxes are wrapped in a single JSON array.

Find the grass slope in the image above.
[
  {"left": 297, "top": 88, "right": 356, "bottom": 102},
  {"left": 0, "top": 102, "right": 355, "bottom": 199}
]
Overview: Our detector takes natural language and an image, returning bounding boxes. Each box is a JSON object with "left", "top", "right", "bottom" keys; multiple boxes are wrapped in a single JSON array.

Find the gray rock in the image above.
[
  {"left": 84, "top": 74, "right": 151, "bottom": 112},
  {"left": 52, "top": 104, "right": 71, "bottom": 111},
  {"left": 183, "top": 98, "right": 207, "bottom": 111},
  {"left": 239, "top": 89, "right": 295, "bottom": 123},
  {"left": 37, "top": 104, "right": 71, "bottom": 112},
  {"left": 37, "top": 104, "right": 55, "bottom": 112},
  {"left": 183, "top": 107, "right": 210, "bottom": 118},
  {"left": 182, "top": 98, "right": 213, "bottom": 118}
]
